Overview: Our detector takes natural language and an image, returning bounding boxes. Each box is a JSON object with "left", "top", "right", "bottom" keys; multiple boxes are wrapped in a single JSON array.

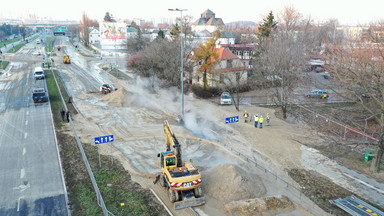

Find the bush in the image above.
[{"left": 191, "top": 84, "right": 220, "bottom": 98}]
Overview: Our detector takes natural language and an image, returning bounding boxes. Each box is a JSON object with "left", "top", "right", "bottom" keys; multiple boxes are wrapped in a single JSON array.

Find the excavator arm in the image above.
[{"left": 164, "top": 120, "right": 182, "bottom": 167}]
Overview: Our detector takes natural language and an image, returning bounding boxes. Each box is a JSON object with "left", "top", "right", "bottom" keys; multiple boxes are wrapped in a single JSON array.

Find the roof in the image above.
[
  {"left": 220, "top": 31, "right": 234, "bottom": 38},
  {"left": 201, "top": 9, "right": 215, "bottom": 17},
  {"left": 192, "top": 30, "right": 212, "bottom": 37},
  {"left": 216, "top": 47, "right": 238, "bottom": 60},
  {"left": 221, "top": 43, "right": 257, "bottom": 48}
]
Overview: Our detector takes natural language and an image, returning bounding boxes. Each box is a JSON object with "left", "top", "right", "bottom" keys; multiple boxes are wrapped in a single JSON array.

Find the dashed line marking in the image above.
[
  {"left": 24, "top": 133, "right": 27, "bottom": 139},
  {"left": 20, "top": 169, "right": 25, "bottom": 179},
  {"left": 22, "top": 148, "right": 26, "bottom": 156},
  {"left": 26, "top": 111, "right": 29, "bottom": 115},
  {"left": 17, "top": 197, "right": 21, "bottom": 211},
  {"left": 25, "top": 120, "right": 28, "bottom": 126}
]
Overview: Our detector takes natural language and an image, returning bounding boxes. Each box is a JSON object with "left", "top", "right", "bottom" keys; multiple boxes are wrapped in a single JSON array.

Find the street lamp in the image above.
[{"left": 169, "top": 8, "right": 187, "bottom": 120}]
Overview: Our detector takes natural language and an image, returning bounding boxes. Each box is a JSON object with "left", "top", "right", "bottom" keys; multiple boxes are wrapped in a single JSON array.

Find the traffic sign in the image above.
[
  {"left": 95, "top": 135, "right": 114, "bottom": 144},
  {"left": 226, "top": 116, "right": 239, "bottom": 124}
]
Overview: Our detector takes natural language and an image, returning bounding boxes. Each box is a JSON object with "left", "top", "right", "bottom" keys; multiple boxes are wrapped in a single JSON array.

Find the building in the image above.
[
  {"left": 221, "top": 44, "right": 257, "bottom": 68},
  {"left": 189, "top": 47, "right": 248, "bottom": 88},
  {"left": 99, "top": 21, "right": 127, "bottom": 50},
  {"left": 89, "top": 27, "right": 100, "bottom": 44},
  {"left": 192, "top": 9, "right": 224, "bottom": 33}
]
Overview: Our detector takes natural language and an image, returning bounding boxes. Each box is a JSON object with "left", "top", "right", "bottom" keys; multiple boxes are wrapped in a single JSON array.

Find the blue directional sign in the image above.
[
  {"left": 226, "top": 116, "right": 239, "bottom": 124},
  {"left": 95, "top": 135, "right": 114, "bottom": 144}
]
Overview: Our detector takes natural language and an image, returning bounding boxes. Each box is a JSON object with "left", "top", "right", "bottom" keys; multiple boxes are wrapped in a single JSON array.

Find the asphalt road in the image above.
[{"left": 0, "top": 36, "right": 68, "bottom": 215}]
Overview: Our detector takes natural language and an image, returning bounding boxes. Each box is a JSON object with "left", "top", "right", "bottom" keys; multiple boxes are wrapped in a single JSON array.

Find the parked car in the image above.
[
  {"left": 314, "top": 66, "right": 325, "bottom": 73},
  {"left": 32, "top": 50, "right": 41, "bottom": 56},
  {"left": 305, "top": 90, "right": 329, "bottom": 99},
  {"left": 323, "top": 74, "right": 333, "bottom": 79},
  {"left": 220, "top": 92, "right": 232, "bottom": 105}
]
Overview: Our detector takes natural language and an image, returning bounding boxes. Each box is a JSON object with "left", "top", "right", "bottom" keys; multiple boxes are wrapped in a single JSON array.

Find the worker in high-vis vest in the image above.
[
  {"left": 266, "top": 113, "right": 271, "bottom": 126},
  {"left": 243, "top": 110, "right": 249, "bottom": 123},
  {"left": 254, "top": 114, "right": 259, "bottom": 128},
  {"left": 259, "top": 115, "right": 264, "bottom": 128}
]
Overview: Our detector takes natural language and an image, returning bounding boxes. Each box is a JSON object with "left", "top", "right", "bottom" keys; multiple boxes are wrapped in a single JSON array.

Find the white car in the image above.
[
  {"left": 32, "top": 50, "right": 41, "bottom": 56},
  {"left": 220, "top": 92, "right": 232, "bottom": 105}
]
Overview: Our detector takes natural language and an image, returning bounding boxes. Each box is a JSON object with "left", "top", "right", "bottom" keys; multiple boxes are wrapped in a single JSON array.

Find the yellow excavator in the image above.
[
  {"left": 63, "top": 54, "right": 71, "bottom": 64},
  {"left": 154, "top": 120, "right": 205, "bottom": 210}
]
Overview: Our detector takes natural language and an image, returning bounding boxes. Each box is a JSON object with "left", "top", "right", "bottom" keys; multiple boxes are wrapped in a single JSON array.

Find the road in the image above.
[{"left": 0, "top": 35, "right": 68, "bottom": 215}]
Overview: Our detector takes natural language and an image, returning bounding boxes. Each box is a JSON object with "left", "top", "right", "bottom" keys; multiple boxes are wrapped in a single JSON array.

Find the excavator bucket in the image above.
[{"left": 174, "top": 196, "right": 205, "bottom": 210}]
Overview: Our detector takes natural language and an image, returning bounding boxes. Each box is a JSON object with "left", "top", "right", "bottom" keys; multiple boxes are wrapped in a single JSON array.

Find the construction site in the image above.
[{"left": 48, "top": 36, "right": 384, "bottom": 216}]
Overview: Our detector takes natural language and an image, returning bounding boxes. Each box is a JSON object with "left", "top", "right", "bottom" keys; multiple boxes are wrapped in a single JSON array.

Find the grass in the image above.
[
  {"left": 6, "top": 42, "right": 27, "bottom": 53},
  {"left": 0, "top": 61, "right": 9, "bottom": 70},
  {"left": 45, "top": 36, "right": 56, "bottom": 53},
  {"left": 0, "top": 36, "right": 23, "bottom": 48}
]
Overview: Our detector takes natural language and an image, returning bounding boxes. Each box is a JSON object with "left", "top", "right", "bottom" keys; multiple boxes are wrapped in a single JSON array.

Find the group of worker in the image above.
[{"left": 243, "top": 110, "right": 270, "bottom": 128}]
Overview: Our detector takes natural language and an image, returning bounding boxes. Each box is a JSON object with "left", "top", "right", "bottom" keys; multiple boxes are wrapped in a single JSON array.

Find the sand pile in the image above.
[
  {"left": 101, "top": 88, "right": 129, "bottom": 107},
  {"left": 224, "top": 195, "right": 295, "bottom": 216},
  {"left": 202, "top": 164, "right": 266, "bottom": 204}
]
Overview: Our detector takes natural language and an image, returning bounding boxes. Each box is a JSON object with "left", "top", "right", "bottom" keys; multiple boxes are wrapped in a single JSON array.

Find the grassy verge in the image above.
[
  {"left": 0, "top": 36, "right": 22, "bottom": 48},
  {"left": 45, "top": 70, "right": 163, "bottom": 215},
  {"left": 6, "top": 42, "right": 26, "bottom": 53},
  {"left": 46, "top": 36, "right": 56, "bottom": 53},
  {"left": 0, "top": 61, "right": 9, "bottom": 70}
]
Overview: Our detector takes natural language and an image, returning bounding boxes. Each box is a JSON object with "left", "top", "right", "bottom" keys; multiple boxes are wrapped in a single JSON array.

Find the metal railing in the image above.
[{"left": 51, "top": 68, "right": 114, "bottom": 216}]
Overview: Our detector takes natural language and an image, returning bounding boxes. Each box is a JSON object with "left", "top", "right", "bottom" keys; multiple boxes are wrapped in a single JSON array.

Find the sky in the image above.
[{"left": 1, "top": 0, "right": 383, "bottom": 25}]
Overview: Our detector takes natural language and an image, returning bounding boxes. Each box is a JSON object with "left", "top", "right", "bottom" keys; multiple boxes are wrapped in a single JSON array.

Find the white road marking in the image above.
[
  {"left": 24, "top": 133, "right": 27, "bottom": 139},
  {"left": 26, "top": 111, "right": 29, "bottom": 115},
  {"left": 20, "top": 169, "right": 25, "bottom": 179},
  {"left": 22, "top": 148, "right": 26, "bottom": 156},
  {"left": 25, "top": 120, "right": 28, "bottom": 126}
]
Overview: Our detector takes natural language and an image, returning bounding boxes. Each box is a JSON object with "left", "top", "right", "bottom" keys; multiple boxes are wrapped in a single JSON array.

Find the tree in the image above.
[
  {"left": 258, "top": 11, "right": 278, "bottom": 38},
  {"left": 170, "top": 23, "right": 180, "bottom": 40},
  {"left": 328, "top": 22, "right": 384, "bottom": 172},
  {"left": 126, "top": 28, "right": 150, "bottom": 55},
  {"left": 255, "top": 7, "right": 308, "bottom": 119},
  {"left": 156, "top": 30, "right": 165, "bottom": 40},
  {"left": 193, "top": 30, "right": 221, "bottom": 90},
  {"left": 80, "top": 12, "right": 90, "bottom": 47}
]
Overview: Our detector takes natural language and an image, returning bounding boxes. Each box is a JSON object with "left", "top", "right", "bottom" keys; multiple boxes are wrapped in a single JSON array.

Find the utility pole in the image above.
[{"left": 169, "top": 8, "right": 187, "bottom": 120}]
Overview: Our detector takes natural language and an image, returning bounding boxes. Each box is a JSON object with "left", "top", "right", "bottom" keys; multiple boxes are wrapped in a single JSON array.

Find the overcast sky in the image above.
[{"left": 1, "top": 0, "right": 383, "bottom": 25}]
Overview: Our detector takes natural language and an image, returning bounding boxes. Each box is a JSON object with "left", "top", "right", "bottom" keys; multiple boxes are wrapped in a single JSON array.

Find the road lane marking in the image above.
[
  {"left": 26, "top": 111, "right": 29, "bottom": 115},
  {"left": 343, "top": 173, "right": 384, "bottom": 194},
  {"left": 24, "top": 133, "right": 27, "bottom": 139},
  {"left": 25, "top": 120, "right": 28, "bottom": 126},
  {"left": 20, "top": 169, "right": 25, "bottom": 179},
  {"left": 22, "top": 148, "right": 26, "bottom": 156}
]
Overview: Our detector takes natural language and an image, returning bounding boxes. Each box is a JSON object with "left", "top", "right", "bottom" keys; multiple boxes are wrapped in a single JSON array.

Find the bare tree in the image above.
[
  {"left": 328, "top": 22, "right": 384, "bottom": 172},
  {"left": 80, "top": 12, "right": 90, "bottom": 47}
]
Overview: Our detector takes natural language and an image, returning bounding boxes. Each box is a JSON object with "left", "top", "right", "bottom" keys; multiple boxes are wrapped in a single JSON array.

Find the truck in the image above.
[
  {"left": 32, "top": 88, "right": 48, "bottom": 103},
  {"left": 154, "top": 120, "right": 205, "bottom": 210}
]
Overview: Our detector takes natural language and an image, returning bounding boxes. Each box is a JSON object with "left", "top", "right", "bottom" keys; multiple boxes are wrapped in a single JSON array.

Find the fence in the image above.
[
  {"left": 295, "top": 105, "right": 379, "bottom": 152},
  {"left": 51, "top": 68, "right": 114, "bottom": 216}
]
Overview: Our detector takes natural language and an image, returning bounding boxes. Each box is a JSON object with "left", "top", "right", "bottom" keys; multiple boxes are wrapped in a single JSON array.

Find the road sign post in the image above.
[{"left": 95, "top": 135, "right": 114, "bottom": 167}]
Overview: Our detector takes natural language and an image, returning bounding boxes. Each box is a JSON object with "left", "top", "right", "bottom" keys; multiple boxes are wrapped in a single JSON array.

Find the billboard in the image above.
[{"left": 100, "top": 22, "right": 127, "bottom": 49}]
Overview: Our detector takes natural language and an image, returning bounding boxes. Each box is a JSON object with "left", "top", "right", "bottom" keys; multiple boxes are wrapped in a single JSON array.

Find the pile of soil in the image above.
[
  {"left": 223, "top": 195, "right": 295, "bottom": 216},
  {"left": 202, "top": 164, "right": 266, "bottom": 205},
  {"left": 101, "top": 88, "right": 129, "bottom": 107}
]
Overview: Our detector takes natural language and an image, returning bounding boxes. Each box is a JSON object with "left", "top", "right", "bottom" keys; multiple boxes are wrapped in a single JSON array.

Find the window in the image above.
[{"left": 227, "top": 60, "right": 232, "bottom": 68}]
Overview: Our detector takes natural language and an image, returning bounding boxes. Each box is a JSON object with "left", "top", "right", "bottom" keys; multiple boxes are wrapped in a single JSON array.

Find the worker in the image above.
[
  {"left": 66, "top": 110, "right": 70, "bottom": 122},
  {"left": 323, "top": 92, "right": 327, "bottom": 99},
  {"left": 243, "top": 110, "right": 249, "bottom": 123},
  {"left": 266, "top": 113, "right": 271, "bottom": 126},
  {"left": 254, "top": 114, "right": 259, "bottom": 128},
  {"left": 60, "top": 108, "right": 65, "bottom": 121},
  {"left": 259, "top": 115, "right": 264, "bottom": 128}
]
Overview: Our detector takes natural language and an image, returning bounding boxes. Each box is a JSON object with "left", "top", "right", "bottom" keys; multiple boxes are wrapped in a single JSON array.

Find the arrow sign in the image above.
[
  {"left": 95, "top": 137, "right": 100, "bottom": 144},
  {"left": 95, "top": 135, "right": 114, "bottom": 144},
  {"left": 226, "top": 116, "right": 239, "bottom": 124}
]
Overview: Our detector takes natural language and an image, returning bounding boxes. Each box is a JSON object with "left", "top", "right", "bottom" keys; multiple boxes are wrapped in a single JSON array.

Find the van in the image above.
[
  {"left": 220, "top": 92, "right": 232, "bottom": 105},
  {"left": 36, "top": 39, "right": 41, "bottom": 44},
  {"left": 34, "top": 67, "right": 45, "bottom": 80},
  {"left": 32, "top": 88, "right": 48, "bottom": 103}
]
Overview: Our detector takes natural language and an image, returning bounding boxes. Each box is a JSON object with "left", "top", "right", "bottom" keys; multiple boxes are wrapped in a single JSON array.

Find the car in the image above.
[
  {"left": 36, "top": 39, "right": 41, "bottom": 44},
  {"left": 32, "top": 50, "right": 41, "bottom": 56},
  {"left": 314, "top": 66, "right": 325, "bottom": 73},
  {"left": 32, "top": 88, "right": 48, "bottom": 103},
  {"left": 33, "top": 67, "right": 45, "bottom": 80},
  {"left": 220, "top": 92, "right": 232, "bottom": 105},
  {"left": 305, "top": 90, "right": 329, "bottom": 99}
]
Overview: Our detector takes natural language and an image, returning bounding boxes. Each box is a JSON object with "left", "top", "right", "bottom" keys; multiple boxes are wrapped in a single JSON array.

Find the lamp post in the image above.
[{"left": 169, "top": 8, "right": 187, "bottom": 120}]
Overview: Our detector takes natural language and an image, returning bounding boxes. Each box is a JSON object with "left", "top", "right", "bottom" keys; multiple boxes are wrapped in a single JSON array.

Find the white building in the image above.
[
  {"left": 99, "top": 21, "right": 127, "bottom": 50},
  {"left": 89, "top": 27, "right": 100, "bottom": 44}
]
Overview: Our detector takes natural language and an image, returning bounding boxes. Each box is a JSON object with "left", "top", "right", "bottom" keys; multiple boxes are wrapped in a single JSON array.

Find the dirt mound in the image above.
[
  {"left": 202, "top": 164, "right": 266, "bottom": 205},
  {"left": 101, "top": 88, "right": 129, "bottom": 107},
  {"left": 224, "top": 195, "right": 295, "bottom": 216}
]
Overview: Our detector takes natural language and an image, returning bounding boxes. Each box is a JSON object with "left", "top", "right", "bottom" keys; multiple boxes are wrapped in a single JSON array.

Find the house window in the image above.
[
  {"left": 197, "top": 76, "right": 200, "bottom": 82},
  {"left": 236, "top": 72, "right": 240, "bottom": 82},
  {"left": 227, "top": 60, "right": 232, "bottom": 68}
]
